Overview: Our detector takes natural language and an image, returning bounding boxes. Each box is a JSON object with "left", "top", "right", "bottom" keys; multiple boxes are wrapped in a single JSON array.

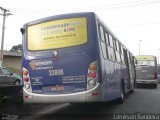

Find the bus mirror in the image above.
[
  {"left": 20, "top": 28, "right": 25, "bottom": 35},
  {"left": 133, "top": 56, "right": 138, "bottom": 67}
]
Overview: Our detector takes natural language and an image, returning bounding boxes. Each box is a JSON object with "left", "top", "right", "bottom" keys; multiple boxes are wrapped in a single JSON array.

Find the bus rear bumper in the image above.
[
  {"left": 136, "top": 79, "right": 158, "bottom": 84},
  {"left": 23, "top": 83, "right": 102, "bottom": 103}
]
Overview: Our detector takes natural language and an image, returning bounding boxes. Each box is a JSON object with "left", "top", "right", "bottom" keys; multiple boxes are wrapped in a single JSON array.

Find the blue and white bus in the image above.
[{"left": 21, "top": 12, "right": 136, "bottom": 103}]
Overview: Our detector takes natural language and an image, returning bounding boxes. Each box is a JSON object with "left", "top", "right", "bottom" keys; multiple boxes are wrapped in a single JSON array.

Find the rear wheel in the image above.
[
  {"left": 117, "top": 81, "right": 125, "bottom": 104},
  {"left": 153, "top": 84, "right": 157, "bottom": 88},
  {"left": 130, "top": 88, "right": 134, "bottom": 93}
]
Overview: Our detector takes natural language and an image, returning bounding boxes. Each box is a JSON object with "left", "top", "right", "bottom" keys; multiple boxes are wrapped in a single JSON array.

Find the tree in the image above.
[{"left": 10, "top": 44, "right": 22, "bottom": 52}]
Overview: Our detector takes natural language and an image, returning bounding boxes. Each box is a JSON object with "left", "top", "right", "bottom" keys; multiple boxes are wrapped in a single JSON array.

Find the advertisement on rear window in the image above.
[
  {"left": 27, "top": 17, "right": 87, "bottom": 50},
  {"left": 135, "top": 56, "right": 155, "bottom": 61}
]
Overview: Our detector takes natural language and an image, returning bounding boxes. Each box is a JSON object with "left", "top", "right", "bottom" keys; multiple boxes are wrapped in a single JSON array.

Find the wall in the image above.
[{"left": 1, "top": 51, "right": 22, "bottom": 76}]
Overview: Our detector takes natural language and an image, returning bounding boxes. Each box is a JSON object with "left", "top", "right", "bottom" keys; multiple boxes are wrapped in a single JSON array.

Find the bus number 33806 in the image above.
[{"left": 49, "top": 69, "right": 64, "bottom": 76}]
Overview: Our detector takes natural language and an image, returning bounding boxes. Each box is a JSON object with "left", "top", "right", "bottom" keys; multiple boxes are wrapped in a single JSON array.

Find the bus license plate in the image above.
[
  {"left": 141, "top": 70, "right": 147, "bottom": 72},
  {"left": 51, "top": 85, "right": 64, "bottom": 91}
]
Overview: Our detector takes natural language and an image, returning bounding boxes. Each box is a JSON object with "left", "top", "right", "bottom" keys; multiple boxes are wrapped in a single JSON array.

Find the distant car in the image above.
[{"left": 0, "top": 67, "right": 22, "bottom": 86}]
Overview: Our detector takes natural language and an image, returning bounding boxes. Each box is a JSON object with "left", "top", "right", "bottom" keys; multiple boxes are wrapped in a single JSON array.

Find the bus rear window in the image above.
[
  {"left": 137, "top": 60, "right": 155, "bottom": 66},
  {"left": 27, "top": 17, "right": 88, "bottom": 51}
]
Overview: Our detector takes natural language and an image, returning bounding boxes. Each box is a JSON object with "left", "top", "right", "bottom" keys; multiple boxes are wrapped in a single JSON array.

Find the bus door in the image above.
[{"left": 123, "top": 49, "right": 131, "bottom": 90}]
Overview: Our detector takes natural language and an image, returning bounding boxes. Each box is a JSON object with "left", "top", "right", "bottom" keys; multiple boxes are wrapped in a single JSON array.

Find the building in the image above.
[{"left": 1, "top": 51, "right": 22, "bottom": 75}]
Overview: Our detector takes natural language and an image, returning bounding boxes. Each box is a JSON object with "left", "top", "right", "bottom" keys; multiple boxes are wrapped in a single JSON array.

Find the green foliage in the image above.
[{"left": 0, "top": 95, "right": 13, "bottom": 107}]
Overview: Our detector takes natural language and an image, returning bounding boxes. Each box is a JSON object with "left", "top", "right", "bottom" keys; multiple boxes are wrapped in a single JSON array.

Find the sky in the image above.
[{"left": 1, "top": 0, "right": 160, "bottom": 62}]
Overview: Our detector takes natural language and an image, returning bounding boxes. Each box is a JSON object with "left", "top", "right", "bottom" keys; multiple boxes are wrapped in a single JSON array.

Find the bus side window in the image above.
[
  {"left": 129, "top": 53, "right": 134, "bottom": 67},
  {"left": 114, "top": 39, "right": 121, "bottom": 63},
  {"left": 118, "top": 42, "right": 122, "bottom": 63},
  {"left": 121, "top": 45, "right": 124, "bottom": 54},
  {"left": 108, "top": 34, "right": 115, "bottom": 61},
  {"left": 121, "top": 47, "right": 125, "bottom": 65},
  {"left": 127, "top": 52, "right": 131, "bottom": 64},
  {"left": 105, "top": 32, "right": 109, "bottom": 45},
  {"left": 99, "top": 25, "right": 105, "bottom": 42},
  {"left": 116, "top": 41, "right": 120, "bottom": 52},
  {"left": 113, "top": 39, "right": 117, "bottom": 61},
  {"left": 99, "top": 25, "right": 108, "bottom": 59},
  {"left": 109, "top": 34, "right": 114, "bottom": 48}
]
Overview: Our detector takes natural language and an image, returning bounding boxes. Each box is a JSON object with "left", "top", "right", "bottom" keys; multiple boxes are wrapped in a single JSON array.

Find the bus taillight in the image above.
[
  {"left": 23, "top": 68, "right": 32, "bottom": 91},
  {"left": 25, "top": 83, "right": 30, "bottom": 89},
  {"left": 24, "top": 77, "right": 29, "bottom": 82},
  {"left": 89, "top": 64, "right": 97, "bottom": 71},
  {"left": 88, "top": 79, "right": 97, "bottom": 86},
  {"left": 23, "top": 69, "right": 30, "bottom": 82},
  {"left": 88, "top": 72, "right": 96, "bottom": 78},
  {"left": 87, "top": 61, "right": 98, "bottom": 90},
  {"left": 154, "top": 72, "right": 157, "bottom": 79},
  {"left": 23, "top": 70, "right": 29, "bottom": 76}
]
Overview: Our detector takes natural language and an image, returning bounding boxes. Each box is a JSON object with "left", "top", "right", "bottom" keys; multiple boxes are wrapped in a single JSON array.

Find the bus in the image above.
[
  {"left": 21, "top": 12, "right": 136, "bottom": 103},
  {"left": 135, "top": 55, "right": 158, "bottom": 88},
  {"left": 158, "top": 66, "right": 160, "bottom": 82}
]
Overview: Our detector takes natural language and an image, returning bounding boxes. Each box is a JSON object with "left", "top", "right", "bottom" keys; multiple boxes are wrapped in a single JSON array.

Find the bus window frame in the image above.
[
  {"left": 98, "top": 23, "right": 109, "bottom": 59},
  {"left": 109, "top": 34, "right": 114, "bottom": 48}
]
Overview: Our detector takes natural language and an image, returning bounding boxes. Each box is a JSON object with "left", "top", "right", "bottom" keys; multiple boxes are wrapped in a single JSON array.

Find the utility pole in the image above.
[{"left": 0, "top": 7, "right": 12, "bottom": 66}]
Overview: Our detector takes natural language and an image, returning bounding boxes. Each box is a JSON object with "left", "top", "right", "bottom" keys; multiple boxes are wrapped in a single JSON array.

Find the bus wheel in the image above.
[
  {"left": 154, "top": 84, "right": 157, "bottom": 88},
  {"left": 130, "top": 88, "right": 134, "bottom": 93},
  {"left": 117, "top": 82, "right": 125, "bottom": 104}
]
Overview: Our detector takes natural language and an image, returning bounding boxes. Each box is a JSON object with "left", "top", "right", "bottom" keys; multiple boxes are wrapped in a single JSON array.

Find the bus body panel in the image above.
[
  {"left": 23, "top": 49, "right": 97, "bottom": 94},
  {"left": 95, "top": 17, "right": 135, "bottom": 102}
]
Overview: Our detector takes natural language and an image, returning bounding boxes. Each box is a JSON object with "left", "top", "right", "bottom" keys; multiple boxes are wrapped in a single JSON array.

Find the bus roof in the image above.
[
  {"left": 24, "top": 12, "right": 95, "bottom": 26},
  {"left": 135, "top": 55, "right": 156, "bottom": 61}
]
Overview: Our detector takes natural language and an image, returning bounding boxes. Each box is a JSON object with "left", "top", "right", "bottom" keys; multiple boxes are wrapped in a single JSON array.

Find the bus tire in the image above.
[
  {"left": 136, "top": 84, "right": 139, "bottom": 88},
  {"left": 130, "top": 82, "right": 135, "bottom": 93},
  {"left": 154, "top": 84, "right": 157, "bottom": 88},
  {"left": 117, "top": 81, "right": 125, "bottom": 104},
  {"left": 130, "top": 88, "right": 134, "bottom": 93}
]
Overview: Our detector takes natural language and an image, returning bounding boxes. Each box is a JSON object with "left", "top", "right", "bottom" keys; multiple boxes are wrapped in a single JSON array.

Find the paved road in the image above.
[{"left": 2, "top": 84, "right": 160, "bottom": 120}]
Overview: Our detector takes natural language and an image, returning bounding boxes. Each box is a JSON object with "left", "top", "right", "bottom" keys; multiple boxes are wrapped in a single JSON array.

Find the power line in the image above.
[
  {"left": 12, "top": 0, "right": 160, "bottom": 14},
  {"left": 92, "top": 0, "right": 160, "bottom": 11},
  {"left": 112, "top": 21, "right": 160, "bottom": 28}
]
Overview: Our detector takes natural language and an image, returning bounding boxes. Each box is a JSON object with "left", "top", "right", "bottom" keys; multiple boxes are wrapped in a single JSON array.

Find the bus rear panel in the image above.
[
  {"left": 22, "top": 13, "right": 103, "bottom": 103},
  {"left": 135, "top": 55, "right": 158, "bottom": 87}
]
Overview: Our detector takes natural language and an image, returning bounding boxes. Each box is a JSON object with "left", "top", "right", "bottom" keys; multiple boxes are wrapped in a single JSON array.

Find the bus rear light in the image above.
[
  {"left": 154, "top": 72, "right": 157, "bottom": 79},
  {"left": 25, "top": 83, "right": 30, "bottom": 89},
  {"left": 24, "top": 95, "right": 32, "bottom": 99},
  {"left": 88, "top": 72, "right": 96, "bottom": 78},
  {"left": 87, "top": 61, "right": 98, "bottom": 90},
  {"left": 92, "top": 93, "right": 99, "bottom": 96},
  {"left": 24, "top": 96, "right": 28, "bottom": 99},
  {"left": 24, "top": 77, "right": 29, "bottom": 82},
  {"left": 23, "top": 70, "right": 29, "bottom": 76},
  {"left": 89, "top": 64, "right": 97, "bottom": 71},
  {"left": 88, "top": 79, "right": 96, "bottom": 86}
]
